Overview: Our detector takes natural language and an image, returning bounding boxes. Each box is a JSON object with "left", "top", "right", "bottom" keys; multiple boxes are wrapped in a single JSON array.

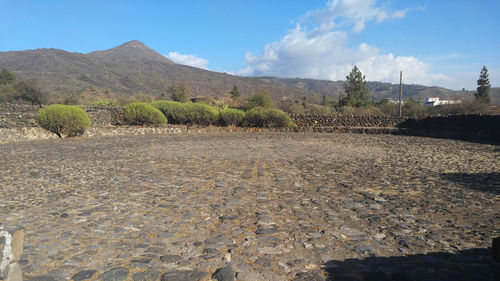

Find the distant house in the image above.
[
  {"left": 424, "top": 97, "right": 461, "bottom": 106},
  {"left": 386, "top": 98, "right": 403, "bottom": 105}
]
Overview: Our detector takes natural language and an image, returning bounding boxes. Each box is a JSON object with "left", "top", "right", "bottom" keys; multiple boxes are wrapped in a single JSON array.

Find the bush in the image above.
[
  {"left": 247, "top": 88, "right": 273, "bottom": 108},
  {"left": 123, "top": 102, "right": 167, "bottom": 126},
  {"left": 243, "top": 107, "right": 296, "bottom": 128},
  {"left": 184, "top": 103, "right": 219, "bottom": 126},
  {"left": 403, "top": 98, "right": 428, "bottom": 118},
  {"left": 168, "top": 82, "right": 191, "bottom": 103},
  {"left": 89, "top": 99, "right": 114, "bottom": 106},
  {"left": 305, "top": 105, "right": 331, "bottom": 115},
  {"left": 37, "top": 104, "right": 91, "bottom": 138},
  {"left": 151, "top": 100, "right": 189, "bottom": 124},
  {"left": 220, "top": 108, "right": 245, "bottom": 126}
]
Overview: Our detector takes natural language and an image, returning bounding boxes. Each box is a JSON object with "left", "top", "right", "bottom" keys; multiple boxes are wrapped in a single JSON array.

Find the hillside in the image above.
[
  {"left": 0, "top": 40, "right": 314, "bottom": 101},
  {"left": 1, "top": 40, "right": 498, "bottom": 104}
]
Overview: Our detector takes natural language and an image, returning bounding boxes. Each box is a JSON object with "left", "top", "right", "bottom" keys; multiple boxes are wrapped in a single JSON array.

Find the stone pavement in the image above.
[{"left": 0, "top": 132, "right": 498, "bottom": 280}]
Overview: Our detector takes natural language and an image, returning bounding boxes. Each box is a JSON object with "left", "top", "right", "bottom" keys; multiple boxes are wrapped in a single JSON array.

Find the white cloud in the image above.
[
  {"left": 167, "top": 52, "right": 209, "bottom": 69},
  {"left": 303, "top": 0, "right": 408, "bottom": 33},
  {"left": 237, "top": 0, "right": 446, "bottom": 87}
]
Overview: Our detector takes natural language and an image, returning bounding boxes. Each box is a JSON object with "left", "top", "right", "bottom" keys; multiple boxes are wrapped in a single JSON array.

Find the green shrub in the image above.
[
  {"left": 220, "top": 108, "right": 245, "bottom": 126},
  {"left": 243, "top": 107, "right": 296, "bottom": 128},
  {"left": 37, "top": 104, "right": 91, "bottom": 138},
  {"left": 123, "top": 102, "right": 167, "bottom": 126},
  {"left": 247, "top": 88, "right": 273, "bottom": 108},
  {"left": 403, "top": 98, "right": 428, "bottom": 118},
  {"left": 305, "top": 105, "right": 331, "bottom": 115},
  {"left": 184, "top": 103, "right": 219, "bottom": 126},
  {"left": 88, "top": 99, "right": 114, "bottom": 106},
  {"left": 151, "top": 100, "right": 189, "bottom": 124}
]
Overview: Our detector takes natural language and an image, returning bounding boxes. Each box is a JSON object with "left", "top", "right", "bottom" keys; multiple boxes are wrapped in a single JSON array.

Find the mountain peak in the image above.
[
  {"left": 118, "top": 40, "right": 148, "bottom": 49},
  {"left": 87, "top": 40, "right": 174, "bottom": 64}
]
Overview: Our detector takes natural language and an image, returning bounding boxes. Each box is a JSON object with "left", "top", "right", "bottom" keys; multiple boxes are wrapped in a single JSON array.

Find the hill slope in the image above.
[{"left": 0, "top": 40, "right": 498, "bottom": 104}]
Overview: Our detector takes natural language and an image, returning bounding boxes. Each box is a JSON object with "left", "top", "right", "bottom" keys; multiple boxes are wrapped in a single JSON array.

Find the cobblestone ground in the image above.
[{"left": 1, "top": 132, "right": 499, "bottom": 281}]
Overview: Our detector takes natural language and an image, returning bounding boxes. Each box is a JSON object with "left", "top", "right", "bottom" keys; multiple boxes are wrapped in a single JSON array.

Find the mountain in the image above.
[
  {"left": 1, "top": 40, "right": 498, "bottom": 104},
  {"left": 0, "top": 40, "right": 314, "bottom": 101}
]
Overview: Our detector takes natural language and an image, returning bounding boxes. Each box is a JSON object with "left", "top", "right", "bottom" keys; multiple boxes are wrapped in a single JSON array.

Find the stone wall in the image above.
[
  {"left": 0, "top": 104, "right": 39, "bottom": 128},
  {"left": 0, "top": 103, "right": 124, "bottom": 128},
  {"left": 290, "top": 114, "right": 406, "bottom": 128},
  {"left": 398, "top": 114, "right": 500, "bottom": 142},
  {"left": 1, "top": 103, "right": 499, "bottom": 143}
]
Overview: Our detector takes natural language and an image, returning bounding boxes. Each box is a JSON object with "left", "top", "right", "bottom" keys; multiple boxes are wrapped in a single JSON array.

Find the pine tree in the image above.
[
  {"left": 341, "top": 65, "right": 370, "bottom": 107},
  {"left": 0, "top": 68, "right": 16, "bottom": 85},
  {"left": 230, "top": 86, "right": 241, "bottom": 98},
  {"left": 475, "top": 66, "right": 491, "bottom": 104}
]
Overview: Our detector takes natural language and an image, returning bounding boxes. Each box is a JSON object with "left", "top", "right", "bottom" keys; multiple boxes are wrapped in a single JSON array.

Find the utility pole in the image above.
[{"left": 399, "top": 71, "right": 403, "bottom": 118}]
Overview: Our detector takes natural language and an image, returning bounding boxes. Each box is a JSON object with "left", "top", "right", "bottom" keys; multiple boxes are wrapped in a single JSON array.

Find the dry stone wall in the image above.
[
  {"left": 290, "top": 114, "right": 405, "bottom": 128},
  {"left": 0, "top": 103, "right": 499, "bottom": 142},
  {"left": 0, "top": 104, "right": 124, "bottom": 128}
]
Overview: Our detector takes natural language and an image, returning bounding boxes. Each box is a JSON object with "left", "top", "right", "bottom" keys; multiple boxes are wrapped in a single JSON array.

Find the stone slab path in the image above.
[{"left": 0, "top": 132, "right": 499, "bottom": 280}]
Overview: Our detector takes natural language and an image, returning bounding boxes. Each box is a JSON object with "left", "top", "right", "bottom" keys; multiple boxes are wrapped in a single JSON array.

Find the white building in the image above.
[{"left": 424, "top": 97, "right": 461, "bottom": 106}]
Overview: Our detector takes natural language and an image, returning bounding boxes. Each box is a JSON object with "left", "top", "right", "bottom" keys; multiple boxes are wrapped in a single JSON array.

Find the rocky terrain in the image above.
[{"left": 0, "top": 132, "right": 498, "bottom": 280}]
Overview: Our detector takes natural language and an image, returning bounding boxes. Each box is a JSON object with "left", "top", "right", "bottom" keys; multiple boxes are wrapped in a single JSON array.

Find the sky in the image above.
[{"left": 1, "top": 0, "right": 499, "bottom": 90}]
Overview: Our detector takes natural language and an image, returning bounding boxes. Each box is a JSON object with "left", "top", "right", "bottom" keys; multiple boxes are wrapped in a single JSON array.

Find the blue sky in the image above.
[{"left": 1, "top": 0, "right": 499, "bottom": 90}]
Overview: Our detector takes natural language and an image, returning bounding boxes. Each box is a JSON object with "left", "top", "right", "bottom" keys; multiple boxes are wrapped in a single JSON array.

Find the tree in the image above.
[
  {"left": 0, "top": 68, "right": 16, "bottom": 85},
  {"left": 14, "top": 79, "right": 48, "bottom": 106},
  {"left": 321, "top": 94, "right": 329, "bottom": 106},
  {"left": 230, "top": 86, "right": 241, "bottom": 99},
  {"left": 340, "top": 65, "right": 370, "bottom": 107},
  {"left": 168, "top": 82, "right": 191, "bottom": 103},
  {"left": 475, "top": 66, "right": 491, "bottom": 104},
  {"left": 247, "top": 88, "right": 273, "bottom": 108}
]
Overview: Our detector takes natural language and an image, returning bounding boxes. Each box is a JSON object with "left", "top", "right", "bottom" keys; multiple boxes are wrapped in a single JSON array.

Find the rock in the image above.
[
  {"left": 160, "top": 255, "right": 183, "bottom": 263},
  {"left": 132, "top": 269, "right": 160, "bottom": 281},
  {"left": 99, "top": 267, "right": 129, "bottom": 281},
  {"left": 339, "top": 226, "right": 364, "bottom": 237},
  {"left": 27, "top": 276, "right": 56, "bottom": 281},
  {"left": 161, "top": 270, "right": 209, "bottom": 281},
  {"left": 129, "top": 258, "right": 153, "bottom": 267},
  {"left": 492, "top": 236, "right": 500, "bottom": 262},
  {"left": 220, "top": 214, "right": 238, "bottom": 221},
  {"left": 255, "top": 227, "right": 279, "bottom": 235},
  {"left": 72, "top": 270, "right": 97, "bottom": 281},
  {"left": 212, "top": 266, "right": 235, "bottom": 281},
  {"left": 5, "top": 262, "right": 22, "bottom": 281},
  {"left": 236, "top": 271, "right": 262, "bottom": 281},
  {"left": 293, "top": 271, "right": 325, "bottom": 281},
  {"left": 256, "top": 256, "right": 272, "bottom": 267},
  {"left": 353, "top": 245, "right": 376, "bottom": 255}
]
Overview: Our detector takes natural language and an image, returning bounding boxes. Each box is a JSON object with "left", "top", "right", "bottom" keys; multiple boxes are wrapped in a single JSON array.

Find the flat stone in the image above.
[
  {"left": 160, "top": 255, "right": 183, "bottom": 263},
  {"left": 293, "top": 271, "right": 325, "bottom": 281},
  {"left": 132, "top": 269, "right": 160, "bottom": 281},
  {"left": 99, "top": 267, "right": 129, "bottom": 281},
  {"left": 72, "top": 270, "right": 97, "bottom": 281},
  {"left": 161, "top": 270, "right": 209, "bottom": 281},
  {"left": 339, "top": 226, "right": 364, "bottom": 237},
  {"left": 28, "top": 276, "right": 57, "bottom": 281},
  {"left": 255, "top": 227, "right": 279, "bottom": 235},
  {"left": 212, "top": 266, "right": 235, "bottom": 281}
]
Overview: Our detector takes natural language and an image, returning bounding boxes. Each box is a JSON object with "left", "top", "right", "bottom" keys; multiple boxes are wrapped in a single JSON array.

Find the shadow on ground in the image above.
[
  {"left": 295, "top": 248, "right": 498, "bottom": 281},
  {"left": 440, "top": 172, "right": 500, "bottom": 195}
]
